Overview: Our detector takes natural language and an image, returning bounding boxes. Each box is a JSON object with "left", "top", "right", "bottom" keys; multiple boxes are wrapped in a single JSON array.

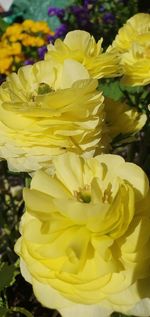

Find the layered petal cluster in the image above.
[
  {"left": 112, "top": 13, "right": 150, "bottom": 53},
  {"left": 15, "top": 152, "right": 150, "bottom": 317},
  {"left": 105, "top": 98, "right": 147, "bottom": 145},
  {"left": 0, "top": 59, "right": 105, "bottom": 172},
  {"left": 120, "top": 41, "right": 150, "bottom": 86},
  {"left": 45, "top": 30, "right": 121, "bottom": 79},
  {"left": 111, "top": 13, "right": 150, "bottom": 86}
]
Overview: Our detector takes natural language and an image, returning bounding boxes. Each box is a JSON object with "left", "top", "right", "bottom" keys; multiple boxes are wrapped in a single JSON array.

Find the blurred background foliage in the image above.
[{"left": 0, "top": 1, "right": 150, "bottom": 317}]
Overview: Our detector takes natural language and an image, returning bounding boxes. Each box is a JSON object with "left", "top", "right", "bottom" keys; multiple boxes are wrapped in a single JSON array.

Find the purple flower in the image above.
[
  {"left": 54, "top": 24, "right": 68, "bottom": 38},
  {"left": 103, "top": 12, "right": 115, "bottom": 23},
  {"left": 70, "top": 5, "right": 89, "bottom": 26},
  {"left": 47, "top": 24, "right": 68, "bottom": 42},
  {"left": 71, "top": 5, "right": 87, "bottom": 15},
  {"left": 84, "top": 0, "right": 97, "bottom": 5},
  {"left": 47, "top": 34, "right": 55, "bottom": 43},
  {"left": 38, "top": 46, "right": 48, "bottom": 60},
  {"left": 23, "top": 60, "right": 34, "bottom": 66},
  {"left": 48, "top": 6, "right": 65, "bottom": 19},
  {"left": 83, "top": 0, "right": 89, "bottom": 7}
]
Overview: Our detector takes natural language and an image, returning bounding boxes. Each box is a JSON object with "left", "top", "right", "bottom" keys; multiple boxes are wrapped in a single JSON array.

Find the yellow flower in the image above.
[
  {"left": 15, "top": 152, "right": 150, "bottom": 317},
  {"left": 2, "top": 20, "right": 52, "bottom": 45},
  {"left": 111, "top": 13, "right": 150, "bottom": 86},
  {"left": 8, "top": 42, "right": 22, "bottom": 55},
  {"left": 30, "top": 21, "right": 53, "bottom": 34},
  {"left": 45, "top": 30, "right": 121, "bottom": 79},
  {"left": 3, "top": 23, "right": 23, "bottom": 37},
  {"left": 2, "top": 23, "right": 23, "bottom": 42},
  {"left": 111, "top": 13, "right": 150, "bottom": 53},
  {"left": 22, "top": 19, "right": 35, "bottom": 30},
  {"left": 22, "top": 20, "right": 53, "bottom": 34},
  {"left": 0, "top": 59, "right": 105, "bottom": 172},
  {"left": 0, "top": 41, "right": 22, "bottom": 58},
  {"left": 0, "top": 57, "right": 12, "bottom": 74},
  {"left": 0, "top": 42, "right": 17, "bottom": 74},
  {"left": 21, "top": 34, "right": 45, "bottom": 47},
  {"left": 120, "top": 41, "right": 150, "bottom": 86},
  {"left": 105, "top": 98, "right": 147, "bottom": 144},
  {"left": 0, "top": 43, "right": 10, "bottom": 58}
]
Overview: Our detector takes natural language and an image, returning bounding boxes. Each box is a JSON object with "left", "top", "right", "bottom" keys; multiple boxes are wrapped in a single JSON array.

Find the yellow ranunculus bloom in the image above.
[
  {"left": 111, "top": 13, "right": 150, "bottom": 53},
  {"left": 15, "top": 152, "right": 150, "bottom": 317},
  {"left": 120, "top": 41, "right": 150, "bottom": 86},
  {"left": 0, "top": 59, "right": 105, "bottom": 172},
  {"left": 45, "top": 30, "right": 121, "bottom": 79},
  {"left": 111, "top": 13, "right": 150, "bottom": 86},
  {"left": 105, "top": 98, "right": 147, "bottom": 144}
]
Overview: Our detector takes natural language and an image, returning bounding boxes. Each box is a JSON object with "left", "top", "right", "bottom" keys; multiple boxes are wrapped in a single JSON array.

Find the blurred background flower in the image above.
[{"left": 0, "top": 19, "right": 53, "bottom": 78}]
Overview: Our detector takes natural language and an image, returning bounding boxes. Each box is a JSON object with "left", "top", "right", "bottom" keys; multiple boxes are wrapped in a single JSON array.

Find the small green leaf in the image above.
[
  {"left": 0, "top": 18, "right": 8, "bottom": 34},
  {"left": 0, "top": 263, "right": 16, "bottom": 292},
  {"left": 99, "top": 80, "right": 123, "bottom": 101},
  {"left": 10, "top": 307, "right": 34, "bottom": 317}
]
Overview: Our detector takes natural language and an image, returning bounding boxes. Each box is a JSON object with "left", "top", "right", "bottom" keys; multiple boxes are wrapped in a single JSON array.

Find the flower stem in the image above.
[{"left": 10, "top": 307, "right": 34, "bottom": 317}]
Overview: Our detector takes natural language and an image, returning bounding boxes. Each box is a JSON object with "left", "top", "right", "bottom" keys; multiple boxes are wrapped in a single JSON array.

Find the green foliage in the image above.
[
  {"left": 0, "top": 306, "right": 34, "bottom": 317},
  {"left": 0, "top": 263, "right": 17, "bottom": 292},
  {"left": 0, "top": 18, "right": 8, "bottom": 36},
  {"left": 0, "top": 307, "right": 8, "bottom": 317},
  {"left": 47, "top": 0, "right": 138, "bottom": 45},
  {"left": 99, "top": 80, "right": 124, "bottom": 101}
]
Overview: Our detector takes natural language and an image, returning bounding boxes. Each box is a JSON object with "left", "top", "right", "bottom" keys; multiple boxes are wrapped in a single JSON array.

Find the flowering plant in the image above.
[
  {"left": 0, "top": 19, "right": 53, "bottom": 78},
  {"left": 47, "top": 0, "right": 138, "bottom": 45},
  {"left": 15, "top": 152, "right": 150, "bottom": 317},
  {"left": 0, "top": 11, "right": 150, "bottom": 317}
]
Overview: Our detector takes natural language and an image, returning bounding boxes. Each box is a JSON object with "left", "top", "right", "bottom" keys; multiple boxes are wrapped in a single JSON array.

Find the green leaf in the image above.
[
  {"left": 0, "top": 307, "right": 8, "bottom": 317},
  {"left": 0, "top": 18, "right": 8, "bottom": 35},
  {"left": 0, "top": 263, "right": 16, "bottom": 292},
  {"left": 99, "top": 80, "right": 123, "bottom": 101}
]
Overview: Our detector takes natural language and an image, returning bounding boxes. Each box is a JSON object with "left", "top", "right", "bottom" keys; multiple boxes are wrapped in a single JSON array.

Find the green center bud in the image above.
[
  {"left": 79, "top": 190, "right": 91, "bottom": 203},
  {"left": 38, "top": 83, "right": 53, "bottom": 95},
  {"left": 74, "top": 185, "right": 91, "bottom": 204}
]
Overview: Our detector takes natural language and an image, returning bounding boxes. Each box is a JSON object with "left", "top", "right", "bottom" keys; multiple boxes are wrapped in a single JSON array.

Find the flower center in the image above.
[
  {"left": 74, "top": 185, "right": 91, "bottom": 203},
  {"left": 37, "top": 82, "right": 54, "bottom": 95},
  {"left": 30, "top": 83, "right": 54, "bottom": 101}
]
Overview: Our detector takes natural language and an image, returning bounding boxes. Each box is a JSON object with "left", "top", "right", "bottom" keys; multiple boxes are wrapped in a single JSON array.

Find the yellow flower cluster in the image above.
[
  {"left": 0, "top": 20, "right": 53, "bottom": 74},
  {"left": 111, "top": 13, "right": 150, "bottom": 86},
  {"left": 0, "top": 40, "right": 22, "bottom": 74},
  {"left": 15, "top": 152, "right": 150, "bottom": 317},
  {"left": 0, "top": 29, "right": 146, "bottom": 172},
  {"left": 0, "top": 16, "right": 148, "bottom": 317}
]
